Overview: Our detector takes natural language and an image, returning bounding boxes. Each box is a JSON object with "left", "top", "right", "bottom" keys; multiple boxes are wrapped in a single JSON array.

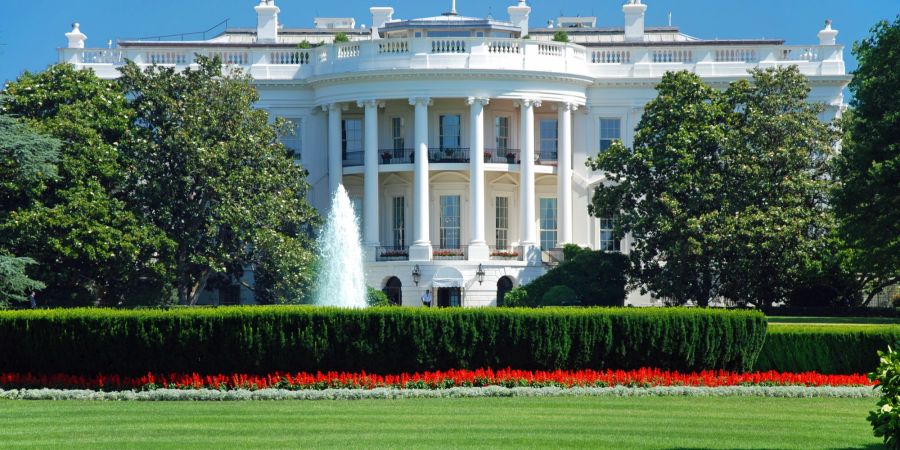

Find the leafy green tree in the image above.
[
  {"left": 588, "top": 68, "right": 839, "bottom": 307},
  {"left": 333, "top": 32, "right": 350, "bottom": 43},
  {"left": 0, "top": 254, "right": 44, "bottom": 308},
  {"left": 1, "top": 65, "right": 174, "bottom": 306},
  {"left": 552, "top": 31, "right": 570, "bottom": 43},
  {"left": 118, "top": 57, "right": 318, "bottom": 305},
  {"left": 833, "top": 16, "right": 900, "bottom": 303}
]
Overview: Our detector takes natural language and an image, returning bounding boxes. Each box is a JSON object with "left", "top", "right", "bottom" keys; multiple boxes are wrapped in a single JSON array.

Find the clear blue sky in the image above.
[{"left": 0, "top": 0, "right": 896, "bottom": 87}]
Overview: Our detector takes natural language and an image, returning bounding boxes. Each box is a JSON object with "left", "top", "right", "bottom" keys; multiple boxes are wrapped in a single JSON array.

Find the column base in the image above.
[
  {"left": 520, "top": 244, "right": 542, "bottom": 265},
  {"left": 409, "top": 243, "right": 432, "bottom": 261},
  {"left": 467, "top": 243, "right": 490, "bottom": 261}
]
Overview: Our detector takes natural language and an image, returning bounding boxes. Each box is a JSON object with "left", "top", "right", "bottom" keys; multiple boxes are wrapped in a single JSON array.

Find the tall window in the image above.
[
  {"left": 495, "top": 196, "right": 509, "bottom": 249},
  {"left": 281, "top": 118, "right": 302, "bottom": 163},
  {"left": 539, "top": 119, "right": 558, "bottom": 160},
  {"left": 495, "top": 116, "right": 510, "bottom": 151},
  {"left": 440, "top": 195, "right": 461, "bottom": 249},
  {"left": 599, "top": 118, "right": 621, "bottom": 152},
  {"left": 599, "top": 216, "right": 620, "bottom": 252},
  {"left": 439, "top": 115, "right": 461, "bottom": 150},
  {"left": 392, "top": 196, "right": 405, "bottom": 248},
  {"left": 391, "top": 117, "right": 404, "bottom": 151},
  {"left": 342, "top": 118, "right": 362, "bottom": 160},
  {"left": 539, "top": 198, "right": 558, "bottom": 250}
]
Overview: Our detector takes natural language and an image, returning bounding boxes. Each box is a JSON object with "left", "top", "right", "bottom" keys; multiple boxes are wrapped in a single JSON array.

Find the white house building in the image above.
[{"left": 59, "top": 0, "right": 848, "bottom": 307}]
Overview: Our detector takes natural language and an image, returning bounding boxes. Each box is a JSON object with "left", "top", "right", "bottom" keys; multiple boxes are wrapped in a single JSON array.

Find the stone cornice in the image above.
[{"left": 306, "top": 69, "right": 596, "bottom": 88}]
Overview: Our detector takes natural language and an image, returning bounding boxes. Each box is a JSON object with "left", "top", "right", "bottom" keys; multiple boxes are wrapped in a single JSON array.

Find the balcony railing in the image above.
[
  {"left": 536, "top": 150, "right": 558, "bottom": 165},
  {"left": 484, "top": 148, "right": 520, "bottom": 164},
  {"left": 342, "top": 151, "right": 363, "bottom": 167},
  {"left": 376, "top": 246, "right": 409, "bottom": 262},
  {"left": 489, "top": 246, "right": 522, "bottom": 261},
  {"left": 428, "top": 148, "right": 469, "bottom": 163},
  {"left": 433, "top": 246, "right": 467, "bottom": 260},
  {"left": 379, "top": 148, "right": 414, "bottom": 165}
]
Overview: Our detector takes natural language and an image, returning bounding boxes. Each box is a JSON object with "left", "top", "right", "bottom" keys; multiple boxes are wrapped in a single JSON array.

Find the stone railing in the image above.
[{"left": 59, "top": 38, "right": 843, "bottom": 81}]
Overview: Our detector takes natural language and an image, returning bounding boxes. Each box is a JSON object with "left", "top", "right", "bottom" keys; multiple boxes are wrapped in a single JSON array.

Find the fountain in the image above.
[{"left": 313, "top": 185, "right": 367, "bottom": 308}]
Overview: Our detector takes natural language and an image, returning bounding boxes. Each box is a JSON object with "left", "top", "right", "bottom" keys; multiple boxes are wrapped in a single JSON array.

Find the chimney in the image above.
[
  {"left": 508, "top": 0, "right": 531, "bottom": 37},
  {"left": 818, "top": 19, "right": 838, "bottom": 45},
  {"left": 623, "top": 0, "right": 647, "bottom": 42},
  {"left": 66, "top": 22, "right": 87, "bottom": 49},
  {"left": 255, "top": 0, "right": 280, "bottom": 44},
  {"left": 370, "top": 6, "right": 394, "bottom": 38}
]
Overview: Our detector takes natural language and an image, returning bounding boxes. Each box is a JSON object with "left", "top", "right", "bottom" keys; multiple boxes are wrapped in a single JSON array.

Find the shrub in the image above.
[
  {"left": 366, "top": 287, "right": 391, "bottom": 307},
  {"left": 333, "top": 33, "right": 350, "bottom": 43},
  {"left": 552, "top": 31, "right": 569, "bottom": 43},
  {"left": 542, "top": 286, "right": 578, "bottom": 306},
  {"left": 754, "top": 324, "right": 900, "bottom": 374},
  {"left": 503, "top": 286, "right": 529, "bottom": 307},
  {"left": 868, "top": 345, "right": 900, "bottom": 449},
  {"left": 298, "top": 40, "right": 312, "bottom": 49},
  {"left": 0, "top": 307, "right": 766, "bottom": 375},
  {"left": 505, "top": 250, "right": 628, "bottom": 307}
]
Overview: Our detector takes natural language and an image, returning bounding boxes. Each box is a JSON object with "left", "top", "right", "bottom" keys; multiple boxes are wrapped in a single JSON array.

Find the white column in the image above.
[
  {"left": 360, "top": 99, "right": 381, "bottom": 253},
  {"left": 467, "top": 97, "right": 490, "bottom": 261},
  {"left": 557, "top": 102, "right": 575, "bottom": 246},
  {"left": 325, "top": 103, "right": 343, "bottom": 195},
  {"left": 518, "top": 99, "right": 540, "bottom": 263},
  {"left": 409, "top": 97, "right": 432, "bottom": 261}
]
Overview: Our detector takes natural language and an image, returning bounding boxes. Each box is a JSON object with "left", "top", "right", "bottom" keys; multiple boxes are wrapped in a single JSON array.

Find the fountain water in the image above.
[{"left": 313, "top": 185, "right": 367, "bottom": 308}]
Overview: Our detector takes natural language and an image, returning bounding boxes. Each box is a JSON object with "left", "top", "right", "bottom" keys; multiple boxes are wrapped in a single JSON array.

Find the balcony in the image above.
[
  {"left": 342, "top": 151, "right": 363, "bottom": 167},
  {"left": 376, "top": 246, "right": 409, "bottom": 262},
  {"left": 536, "top": 150, "right": 558, "bottom": 165},
  {"left": 379, "top": 148, "right": 414, "bottom": 165},
  {"left": 484, "top": 148, "right": 520, "bottom": 164},
  {"left": 428, "top": 148, "right": 469, "bottom": 163},
  {"left": 433, "top": 247, "right": 467, "bottom": 261}
]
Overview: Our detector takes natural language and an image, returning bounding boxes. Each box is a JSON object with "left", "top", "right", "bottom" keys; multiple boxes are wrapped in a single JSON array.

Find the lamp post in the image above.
[
  {"left": 476, "top": 264, "right": 485, "bottom": 285},
  {"left": 412, "top": 264, "right": 421, "bottom": 286}
]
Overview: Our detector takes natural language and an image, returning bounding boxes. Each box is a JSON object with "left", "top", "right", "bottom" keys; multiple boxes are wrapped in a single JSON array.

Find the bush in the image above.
[
  {"left": 754, "top": 324, "right": 900, "bottom": 374},
  {"left": 503, "top": 286, "right": 529, "bottom": 307},
  {"left": 505, "top": 250, "right": 628, "bottom": 307},
  {"left": 552, "top": 31, "right": 569, "bottom": 43},
  {"left": 868, "top": 345, "right": 900, "bottom": 449},
  {"left": 541, "top": 285, "right": 578, "bottom": 306},
  {"left": 333, "top": 32, "right": 349, "bottom": 43},
  {"left": 0, "top": 306, "right": 766, "bottom": 375},
  {"left": 366, "top": 287, "right": 391, "bottom": 307}
]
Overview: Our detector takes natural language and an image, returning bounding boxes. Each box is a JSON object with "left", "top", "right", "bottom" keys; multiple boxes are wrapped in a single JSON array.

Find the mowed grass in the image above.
[
  {"left": 768, "top": 316, "right": 900, "bottom": 325},
  {"left": 0, "top": 396, "right": 881, "bottom": 449}
]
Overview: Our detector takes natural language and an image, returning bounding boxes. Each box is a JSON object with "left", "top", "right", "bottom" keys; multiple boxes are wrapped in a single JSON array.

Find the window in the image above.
[
  {"left": 539, "top": 119, "right": 558, "bottom": 160},
  {"left": 342, "top": 118, "right": 362, "bottom": 161},
  {"left": 439, "top": 115, "right": 461, "bottom": 150},
  {"left": 392, "top": 196, "right": 405, "bottom": 248},
  {"left": 391, "top": 117, "right": 404, "bottom": 151},
  {"left": 599, "top": 216, "right": 620, "bottom": 252},
  {"left": 599, "top": 118, "right": 621, "bottom": 152},
  {"left": 439, "top": 195, "right": 461, "bottom": 249},
  {"left": 281, "top": 118, "right": 302, "bottom": 163},
  {"left": 495, "top": 116, "right": 510, "bottom": 151},
  {"left": 539, "top": 198, "right": 558, "bottom": 250},
  {"left": 495, "top": 196, "right": 509, "bottom": 249}
]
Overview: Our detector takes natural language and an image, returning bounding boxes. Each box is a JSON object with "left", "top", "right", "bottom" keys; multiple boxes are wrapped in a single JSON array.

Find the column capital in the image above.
[
  {"left": 321, "top": 102, "right": 348, "bottom": 112},
  {"left": 357, "top": 99, "right": 385, "bottom": 109},
  {"left": 466, "top": 97, "right": 490, "bottom": 106},
  {"left": 408, "top": 97, "right": 433, "bottom": 106},
  {"left": 515, "top": 98, "right": 542, "bottom": 109},
  {"left": 554, "top": 102, "right": 579, "bottom": 112}
]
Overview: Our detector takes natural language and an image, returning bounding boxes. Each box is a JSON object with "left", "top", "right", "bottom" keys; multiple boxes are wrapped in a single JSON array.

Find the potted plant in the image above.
[
  {"left": 505, "top": 152, "right": 516, "bottom": 164},
  {"left": 381, "top": 151, "right": 392, "bottom": 163},
  {"left": 484, "top": 151, "right": 492, "bottom": 162}
]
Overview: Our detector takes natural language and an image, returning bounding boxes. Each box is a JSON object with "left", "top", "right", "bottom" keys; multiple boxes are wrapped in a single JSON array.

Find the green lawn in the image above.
[
  {"left": 0, "top": 396, "right": 881, "bottom": 449},
  {"left": 768, "top": 316, "right": 900, "bottom": 325}
]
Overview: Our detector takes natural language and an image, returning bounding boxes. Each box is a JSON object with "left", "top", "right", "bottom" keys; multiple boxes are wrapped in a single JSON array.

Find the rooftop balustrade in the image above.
[{"left": 60, "top": 37, "right": 844, "bottom": 81}]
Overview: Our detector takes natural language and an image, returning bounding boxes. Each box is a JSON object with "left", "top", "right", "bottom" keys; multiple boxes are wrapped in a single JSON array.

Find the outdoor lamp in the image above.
[
  {"left": 476, "top": 264, "right": 485, "bottom": 285},
  {"left": 412, "top": 264, "right": 421, "bottom": 286}
]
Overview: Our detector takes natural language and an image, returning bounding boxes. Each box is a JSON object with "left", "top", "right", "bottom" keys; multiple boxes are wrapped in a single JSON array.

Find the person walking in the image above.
[
  {"left": 421, "top": 289, "right": 432, "bottom": 308},
  {"left": 28, "top": 291, "right": 36, "bottom": 309}
]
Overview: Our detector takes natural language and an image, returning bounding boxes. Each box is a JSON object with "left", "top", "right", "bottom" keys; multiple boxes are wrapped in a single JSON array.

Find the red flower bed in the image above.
[{"left": 0, "top": 369, "right": 873, "bottom": 391}]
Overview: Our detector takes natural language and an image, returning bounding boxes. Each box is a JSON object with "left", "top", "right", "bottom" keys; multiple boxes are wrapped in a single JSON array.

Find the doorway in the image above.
[
  {"left": 436, "top": 287, "right": 461, "bottom": 308},
  {"left": 383, "top": 277, "right": 402, "bottom": 306},
  {"left": 496, "top": 276, "right": 514, "bottom": 307}
]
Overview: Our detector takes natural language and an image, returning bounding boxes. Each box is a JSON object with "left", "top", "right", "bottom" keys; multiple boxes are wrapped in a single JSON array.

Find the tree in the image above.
[
  {"left": 587, "top": 68, "right": 839, "bottom": 307},
  {"left": 552, "top": 31, "right": 570, "bottom": 43},
  {"left": 0, "top": 255, "right": 44, "bottom": 308},
  {"left": 833, "top": 16, "right": 900, "bottom": 303},
  {"left": 333, "top": 32, "right": 349, "bottom": 43},
  {"left": 118, "top": 57, "right": 318, "bottom": 305},
  {"left": 1, "top": 65, "right": 174, "bottom": 306}
]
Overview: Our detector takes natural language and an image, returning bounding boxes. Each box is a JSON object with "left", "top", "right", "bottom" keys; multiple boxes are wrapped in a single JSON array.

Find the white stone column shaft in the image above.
[
  {"left": 326, "top": 103, "right": 342, "bottom": 195},
  {"left": 361, "top": 100, "right": 380, "bottom": 248},
  {"left": 519, "top": 99, "right": 539, "bottom": 247},
  {"left": 409, "top": 97, "right": 432, "bottom": 261},
  {"left": 468, "top": 97, "right": 489, "bottom": 261},
  {"left": 558, "top": 103, "right": 575, "bottom": 245}
]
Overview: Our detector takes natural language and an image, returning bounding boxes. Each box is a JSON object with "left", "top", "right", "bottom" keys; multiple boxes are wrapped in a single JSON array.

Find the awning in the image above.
[{"left": 431, "top": 266, "right": 464, "bottom": 288}]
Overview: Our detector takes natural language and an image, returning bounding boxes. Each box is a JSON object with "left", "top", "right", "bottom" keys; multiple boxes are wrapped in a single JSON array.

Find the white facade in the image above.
[{"left": 59, "top": 1, "right": 848, "bottom": 307}]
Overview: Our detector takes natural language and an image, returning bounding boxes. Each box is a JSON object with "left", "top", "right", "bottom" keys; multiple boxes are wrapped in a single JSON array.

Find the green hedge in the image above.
[
  {"left": 754, "top": 324, "right": 900, "bottom": 374},
  {"left": 0, "top": 307, "right": 766, "bottom": 375}
]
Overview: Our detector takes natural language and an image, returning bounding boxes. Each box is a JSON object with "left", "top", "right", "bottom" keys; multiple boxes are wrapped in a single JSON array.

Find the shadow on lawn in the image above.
[{"left": 668, "top": 446, "right": 883, "bottom": 450}]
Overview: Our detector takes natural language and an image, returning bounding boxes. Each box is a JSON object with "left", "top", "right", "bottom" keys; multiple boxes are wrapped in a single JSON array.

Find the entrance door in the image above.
[{"left": 437, "top": 287, "right": 461, "bottom": 308}]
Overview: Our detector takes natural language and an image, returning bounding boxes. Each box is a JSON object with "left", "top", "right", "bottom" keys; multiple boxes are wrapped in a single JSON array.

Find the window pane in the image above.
[
  {"left": 440, "top": 115, "right": 461, "bottom": 149},
  {"left": 392, "top": 117, "right": 404, "bottom": 150},
  {"left": 342, "top": 119, "right": 362, "bottom": 157},
  {"left": 540, "top": 198, "right": 557, "bottom": 250},
  {"left": 440, "top": 195, "right": 461, "bottom": 249},
  {"left": 540, "top": 119, "right": 558, "bottom": 159},
  {"left": 393, "top": 196, "right": 405, "bottom": 247},
  {"left": 599, "top": 118, "right": 621, "bottom": 152},
  {"left": 495, "top": 117, "right": 509, "bottom": 150},
  {"left": 280, "top": 118, "right": 302, "bottom": 162},
  {"left": 495, "top": 196, "right": 508, "bottom": 249},
  {"left": 599, "top": 216, "right": 620, "bottom": 252}
]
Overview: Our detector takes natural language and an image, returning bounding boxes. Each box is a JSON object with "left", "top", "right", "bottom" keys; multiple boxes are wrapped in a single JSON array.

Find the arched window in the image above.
[
  {"left": 496, "top": 276, "right": 514, "bottom": 307},
  {"left": 383, "top": 277, "right": 402, "bottom": 306}
]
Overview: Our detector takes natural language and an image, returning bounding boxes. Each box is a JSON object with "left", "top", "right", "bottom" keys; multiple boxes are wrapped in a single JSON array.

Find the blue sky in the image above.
[{"left": 0, "top": 0, "right": 896, "bottom": 87}]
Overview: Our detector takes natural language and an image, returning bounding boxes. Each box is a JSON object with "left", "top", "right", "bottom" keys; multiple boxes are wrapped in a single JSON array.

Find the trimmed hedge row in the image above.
[
  {"left": 754, "top": 324, "right": 900, "bottom": 374},
  {"left": 0, "top": 307, "right": 766, "bottom": 375}
]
